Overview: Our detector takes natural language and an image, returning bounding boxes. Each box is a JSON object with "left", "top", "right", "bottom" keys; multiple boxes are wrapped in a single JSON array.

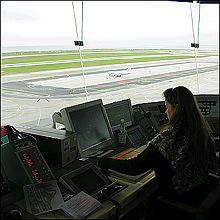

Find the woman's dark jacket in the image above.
[{"left": 98, "top": 127, "right": 217, "bottom": 195}]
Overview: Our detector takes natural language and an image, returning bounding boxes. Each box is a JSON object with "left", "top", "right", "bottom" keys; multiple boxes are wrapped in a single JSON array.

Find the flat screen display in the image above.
[
  {"left": 69, "top": 104, "right": 112, "bottom": 151},
  {"left": 70, "top": 168, "right": 107, "bottom": 195},
  {"left": 105, "top": 99, "right": 133, "bottom": 131}
]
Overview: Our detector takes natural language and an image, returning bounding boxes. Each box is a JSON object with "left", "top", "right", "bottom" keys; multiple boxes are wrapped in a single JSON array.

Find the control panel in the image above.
[
  {"left": 136, "top": 95, "right": 219, "bottom": 134},
  {"left": 195, "top": 95, "right": 219, "bottom": 137},
  {"left": 1, "top": 132, "right": 54, "bottom": 186},
  {"left": 126, "top": 125, "right": 148, "bottom": 148},
  {"left": 16, "top": 145, "right": 54, "bottom": 184},
  {"left": 195, "top": 94, "right": 219, "bottom": 117}
]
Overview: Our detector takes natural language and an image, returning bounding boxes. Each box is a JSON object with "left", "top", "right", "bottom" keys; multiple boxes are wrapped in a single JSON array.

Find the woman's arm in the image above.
[{"left": 97, "top": 144, "right": 162, "bottom": 175}]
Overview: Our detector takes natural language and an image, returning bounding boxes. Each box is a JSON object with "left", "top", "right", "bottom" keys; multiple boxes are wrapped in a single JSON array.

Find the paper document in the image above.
[{"left": 59, "top": 191, "right": 101, "bottom": 219}]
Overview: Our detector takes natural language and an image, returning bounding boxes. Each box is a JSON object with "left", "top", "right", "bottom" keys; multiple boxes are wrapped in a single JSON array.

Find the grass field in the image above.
[
  {"left": 2, "top": 52, "right": 173, "bottom": 64},
  {"left": 1, "top": 49, "right": 217, "bottom": 75}
]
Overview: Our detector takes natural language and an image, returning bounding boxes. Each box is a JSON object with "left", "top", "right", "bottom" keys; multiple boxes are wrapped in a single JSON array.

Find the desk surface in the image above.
[
  {"left": 33, "top": 171, "right": 156, "bottom": 219},
  {"left": 2, "top": 144, "right": 157, "bottom": 219}
]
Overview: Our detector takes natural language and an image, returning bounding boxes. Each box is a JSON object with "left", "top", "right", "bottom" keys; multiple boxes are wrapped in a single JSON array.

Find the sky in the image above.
[{"left": 1, "top": 1, "right": 219, "bottom": 49}]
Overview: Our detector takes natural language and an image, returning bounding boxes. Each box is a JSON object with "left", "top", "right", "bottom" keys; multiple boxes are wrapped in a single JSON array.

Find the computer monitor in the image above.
[
  {"left": 60, "top": 99, "right": 114, "bottom": 157},
  {"left": 104, "top": 99, "right": 134, "bottom": 131},
  {"left": 59, "top": 163, "right": 111, "bottom": 197}
]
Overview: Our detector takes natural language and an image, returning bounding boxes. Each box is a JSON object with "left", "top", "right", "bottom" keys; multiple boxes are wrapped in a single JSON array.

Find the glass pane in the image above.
[{"left": 1, "top": 1, "right": 219, "bottom": 128}]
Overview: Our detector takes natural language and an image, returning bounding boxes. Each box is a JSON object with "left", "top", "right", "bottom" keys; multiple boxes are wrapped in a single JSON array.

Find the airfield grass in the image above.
[
  {"left": 2, "top": 52, "right": 172, "bottom": 65},
  {"left": 2, "top": 55, "right": 198, "bottom": 75},
  {"left": 2, "top": 48, "right": 217, "bottom": 75}
]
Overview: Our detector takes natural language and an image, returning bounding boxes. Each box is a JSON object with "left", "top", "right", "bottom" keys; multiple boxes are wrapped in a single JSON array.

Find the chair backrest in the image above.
[
  {"left": 156, "top": 173, "right": 219, "bottom": 220},
  {"left": 199, "top": 183, "right": 219, "bottom": 210}
]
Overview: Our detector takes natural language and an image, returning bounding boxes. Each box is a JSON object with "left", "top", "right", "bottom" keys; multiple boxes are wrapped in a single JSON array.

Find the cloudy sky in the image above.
[{"left": 1, "top": 1, "right": 219, "bottom": 49}]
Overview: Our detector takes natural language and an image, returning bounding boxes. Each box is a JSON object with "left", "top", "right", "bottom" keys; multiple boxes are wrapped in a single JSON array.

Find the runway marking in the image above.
[
  {"left": 116, "top": 80, "right": 133, "bottom": 84},
  {"left": 1, "top": 99, "right": 22, "bottom": 120}
]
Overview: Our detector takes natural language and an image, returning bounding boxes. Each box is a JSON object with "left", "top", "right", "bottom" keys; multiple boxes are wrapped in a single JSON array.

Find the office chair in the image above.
[{"left": 156, "top": 173, "right": 219, "bottom": 220}]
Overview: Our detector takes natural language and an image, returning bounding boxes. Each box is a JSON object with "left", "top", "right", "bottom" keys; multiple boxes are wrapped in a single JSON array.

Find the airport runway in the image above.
[
  {"left": 1, "top": 58, "right": 218, "bottom": 99},
  {"left": 1, "top": 56, "right": 219, "bottom": 128}
]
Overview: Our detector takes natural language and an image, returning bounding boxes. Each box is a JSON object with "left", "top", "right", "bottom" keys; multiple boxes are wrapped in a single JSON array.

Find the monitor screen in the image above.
[
  {"left": 60, "top": 99, "right": 114, "bottom": 156},
  {"left": 59, "top": 163, "right": 110, "bottom": 196},
  {"left": 70, "top": 168, "right": 107, "bottom": 195},
  {"left": 104, "top": 99, "right": 134, "bottom": 131}
]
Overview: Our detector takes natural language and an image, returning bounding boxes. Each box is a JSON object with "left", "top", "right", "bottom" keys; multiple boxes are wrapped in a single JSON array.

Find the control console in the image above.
[{"left": 1, "top": 132, "right": 55, "bottom": 186}]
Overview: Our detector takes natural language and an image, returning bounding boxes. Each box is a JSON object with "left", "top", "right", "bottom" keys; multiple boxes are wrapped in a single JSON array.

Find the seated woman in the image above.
[{"left": 98, "top": 86, "right": 218, "bottom": 199}]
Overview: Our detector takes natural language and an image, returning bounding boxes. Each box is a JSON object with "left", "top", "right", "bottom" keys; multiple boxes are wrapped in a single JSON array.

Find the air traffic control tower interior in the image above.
[{"left": 1, "top": 95, "right": 219, "bottom": 219}]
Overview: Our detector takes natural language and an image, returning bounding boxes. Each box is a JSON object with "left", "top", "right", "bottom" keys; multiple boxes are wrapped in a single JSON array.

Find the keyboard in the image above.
[{"left": 23, "top": 180, "right": 64, "bottom": 215}]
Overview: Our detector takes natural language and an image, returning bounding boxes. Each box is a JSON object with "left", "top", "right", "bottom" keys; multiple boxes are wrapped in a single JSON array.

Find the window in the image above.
[{"left": 1, "top": 1, "right": 219, "bottom": 128}]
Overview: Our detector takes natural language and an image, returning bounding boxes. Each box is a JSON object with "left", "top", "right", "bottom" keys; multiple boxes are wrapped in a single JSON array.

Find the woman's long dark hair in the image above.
[{"left": 163, "top": 86, "right": 214, "bottom": 163}]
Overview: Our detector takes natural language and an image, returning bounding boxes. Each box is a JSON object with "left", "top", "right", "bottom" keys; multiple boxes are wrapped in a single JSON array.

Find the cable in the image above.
[
  {"left": 197, "top": 3, "right": 201, "bottom": 46},
  {"left": 71, "top": 1, "right": 88, "bottom": 101},
  {"left": 190, "top": 2, "right": 200, "bottom": 94},
  {"left": 190, "top": 3, "right": 196, "bottom": 45},
  {"left": 81, "top": 1, "right": 83, "bottom": 41}
]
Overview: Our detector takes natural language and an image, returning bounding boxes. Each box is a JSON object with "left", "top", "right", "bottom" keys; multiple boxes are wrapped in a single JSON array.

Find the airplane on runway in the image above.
[{"left": 106, "top": 67, "right": 132, "bottom": 79}]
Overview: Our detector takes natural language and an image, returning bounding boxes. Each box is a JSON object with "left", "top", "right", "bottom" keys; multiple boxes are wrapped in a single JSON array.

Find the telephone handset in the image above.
[
  {"left": 1, "top": 125, "right": 19, "bottom": 145},
  {"left": 132, "top": 105, "right": 159, "bottom": 141},
  {"left": 1, "top": 125, "right": 37, "bottom": 146},
  {"left": 1, "top": 125, "right": 24, "bottom": 142},
  {"left": 1, "top": 125, "right": 15, "bottom": 137}
]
